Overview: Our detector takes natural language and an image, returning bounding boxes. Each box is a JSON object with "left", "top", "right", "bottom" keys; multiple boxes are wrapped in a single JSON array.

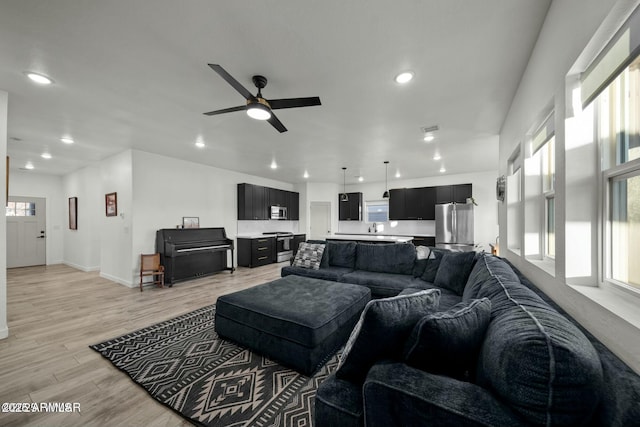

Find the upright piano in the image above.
[{"left": 156, "top": 227, "right": 234, "bottom": 285}]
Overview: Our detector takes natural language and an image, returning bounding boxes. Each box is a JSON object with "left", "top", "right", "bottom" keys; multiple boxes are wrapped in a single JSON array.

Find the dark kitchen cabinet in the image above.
[
  {"left": 287, "top": 191, "right": 300, "bottom": 220},
  {"left": 238, "top": 183, "right": 268, "bottom": 220},
  {"left": 390, "top": 187, "right": 435, "bottom": 220},
  {"left": 412, "top": 236, "right": 436, "bottom": 247},
  {"left": 389, "top": 188, "right": 406, "bottom": 220},
  {"left": 453, "top": 184, "right": 473, "bottom": 203},
  {"left": 436, "top": 184, "right": 473, "bottom": 204},
  {"left": 237, "top": 237, "right": 275, "bottom": 268},
  {"left": 339, "top": 192, "right": 363, "bottom": 221},
  {"left": 238, "top": 183, "right": 299, "bottom": 221}
]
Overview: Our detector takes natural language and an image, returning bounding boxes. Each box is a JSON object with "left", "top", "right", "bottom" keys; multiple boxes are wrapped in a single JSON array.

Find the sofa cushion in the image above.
[
  {"left": 433, "top": 251, "right": 477, "bottom": 295},
  {"left": 291, "top": 242, "right": 325, "bottom": 269},
  {"left": 420, "top": 248, "right": 447, "bottom": 283},
  {"left": 404, "top": 298, "right": 491, "bottom": 380},
  {"left": 475, "top": 256, "right": 604, "bottom": 426},
  {"left": 355, "top": 243, "right": 416, "bottom": 275},
  {"left": 325, "top": 241, "right": 357, "bottom": 268},
  {"left": 281, "top": 265, "right": 353, "bottom": 282},
  {"left": 340, "top": 271, "right": 416, "bottom": 297},
  {"left": 412, "top": 246, "right": 433, "bottom": 277},
  {"left": 335, "top": 289, "right": 440, "bottom": 384},
  {"left": 463, "top": 253, "right": 519, "bottom": 301}
]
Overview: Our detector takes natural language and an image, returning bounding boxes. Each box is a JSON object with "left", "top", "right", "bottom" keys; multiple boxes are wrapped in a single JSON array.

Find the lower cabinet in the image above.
[
  {"left": 412, "top": 236, "right": 436, "bottom": 247},
  {"left": 292, "top": 234, "right": 306, "bottom": 257},
  {"left": 237, "top": 237, "right": 275, "bottom": 268}
]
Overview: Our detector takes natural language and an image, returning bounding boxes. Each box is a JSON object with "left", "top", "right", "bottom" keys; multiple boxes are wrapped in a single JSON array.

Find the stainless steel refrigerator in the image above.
[{"left": 435, "top": 203, "right": 474, "bottom": 251}]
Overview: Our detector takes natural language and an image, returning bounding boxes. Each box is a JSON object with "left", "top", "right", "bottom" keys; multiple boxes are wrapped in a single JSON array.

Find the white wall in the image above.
[
  {"left": 9, "top": 171, "right": 64, "bottom": 265},
  {"left": 62, "top": 165, "right": 101, "bottom": 271},
  {"left": 0, "top": 91, "right": 8, "bottom": 339},
  {"left": 499, "top": 0, "right": 640, "bottom": 372}
]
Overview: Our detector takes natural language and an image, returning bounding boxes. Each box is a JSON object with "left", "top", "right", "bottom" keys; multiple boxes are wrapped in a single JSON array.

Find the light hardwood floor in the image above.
[{"left": 0, "top": 262, "right": 284, "bottom": 426}]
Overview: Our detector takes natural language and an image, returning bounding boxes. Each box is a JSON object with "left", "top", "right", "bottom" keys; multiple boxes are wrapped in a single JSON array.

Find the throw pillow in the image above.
[
  {"left": 404, "top": 298, "right": 491, "bottom": 380},
  {"left": 420, "top": 248, "right": 446, "bottom": 282},
  {"left": 412, "top": 246, "right": 431, "bottom": 277},
  {"left": 335, "top": 289, "right": 441, "bottom": 384},
  {"left": 291, "top": 242, "right": 325, "bottom": 270},
  {"left": 433, "top": 251, "right": 477, "bottom": 295}
]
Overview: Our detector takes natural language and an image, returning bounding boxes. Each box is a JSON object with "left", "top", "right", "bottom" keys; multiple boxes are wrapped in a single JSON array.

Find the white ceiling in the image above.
[{"left": 0, "top": 0, "right": 551, "bottom": 185}]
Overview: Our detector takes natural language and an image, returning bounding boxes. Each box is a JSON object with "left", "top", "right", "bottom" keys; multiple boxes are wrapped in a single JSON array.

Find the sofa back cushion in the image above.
[
  {"left": 420, "top": 248, "right": 448, "bottom": 283},
  {"left": 336, "top": 289, "right": 441, "bottom": 384},
  {"left": 475, "top": 256, "right": 603, "bottom": 426},
  {"left": 433, "top": 251, "right": 477, "bottom": 295},
  {"left": 322, "top": 241, "right": 357, "bottom": 269},
  {"left": 355, "top": 243, "right": 416, "bottom": 275}
]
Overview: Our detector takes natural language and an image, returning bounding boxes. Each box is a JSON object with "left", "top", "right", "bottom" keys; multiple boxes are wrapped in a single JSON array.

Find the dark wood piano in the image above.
[{"left": 156, "top": 227, "right": 234, "bottom": 286}]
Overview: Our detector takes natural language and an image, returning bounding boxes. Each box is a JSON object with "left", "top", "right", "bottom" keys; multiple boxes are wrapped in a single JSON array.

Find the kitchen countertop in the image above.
[
  {"left": 326, "top": 234, "right": 414, "bottom": 243},
  {"left": 334, "top": 232, "right": 434, "bottom": 238}
]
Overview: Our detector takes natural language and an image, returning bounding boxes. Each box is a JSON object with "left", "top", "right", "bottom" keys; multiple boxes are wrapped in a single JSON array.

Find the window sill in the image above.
[
  {"left": 526, "top": 257, "right": 556, "bottom": 277},
  {"left": 569, "top": 283, "right": 640, "bottom": 330}
]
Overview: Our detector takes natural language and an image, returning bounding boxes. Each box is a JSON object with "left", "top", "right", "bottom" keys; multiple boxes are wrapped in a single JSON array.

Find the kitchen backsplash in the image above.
[
  {"left": 237, "top": 220, "right": 300, "bottom": 236},
  {"left": 337, "top": 220, "right": 435, "bottom": 236}
]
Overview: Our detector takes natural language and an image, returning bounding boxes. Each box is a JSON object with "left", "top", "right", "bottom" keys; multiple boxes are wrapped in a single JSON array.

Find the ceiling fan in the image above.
[{"left": 204, "top": 64, "right": 321, "bottom": 133}]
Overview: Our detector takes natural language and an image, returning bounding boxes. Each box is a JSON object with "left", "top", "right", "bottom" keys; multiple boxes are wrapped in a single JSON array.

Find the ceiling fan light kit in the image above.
[{"left": 204, "top": 64, "right": 321, "bottom": 132}]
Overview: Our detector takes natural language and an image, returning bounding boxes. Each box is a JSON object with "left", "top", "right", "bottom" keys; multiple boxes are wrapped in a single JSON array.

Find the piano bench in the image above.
[{"left": 215, "top": 275, "right": 371, "bottom": 376}]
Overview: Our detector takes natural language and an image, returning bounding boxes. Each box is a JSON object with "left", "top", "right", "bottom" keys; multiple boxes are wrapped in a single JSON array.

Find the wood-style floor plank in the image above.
[{"left": 0, "top": 262, "right": 284, "bottom": 426}]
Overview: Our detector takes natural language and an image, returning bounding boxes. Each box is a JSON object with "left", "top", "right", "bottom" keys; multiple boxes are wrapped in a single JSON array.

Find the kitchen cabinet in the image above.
[
  {"left": 390, "top": 187, "right": 435, "bottom": 220},
  {"left": 389, "top": 188, "right": 405, "bottom": 220},
  {"left": 287, "top": 191, "right": 300, "bottom": 220},
  {"left": 436, "top": 184, "right": 473, "bottom": 204},
  {"left": 238, "top": 183, "right": 299, "bottom": 221},
  {"left": 412, "top": 236, "right": 436, "bottom": 247},
  {"left": 238, "top": 183, "right": 268, "bottom": 220},
  {"left": 237, "top": 237, "right": 275, "bottom": 268},
  {"left": 339, "top": 192, "right": 363, "bottom": 221}
]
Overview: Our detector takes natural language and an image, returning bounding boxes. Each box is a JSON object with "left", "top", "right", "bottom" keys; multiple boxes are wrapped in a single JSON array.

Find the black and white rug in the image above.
[{"left": 90, "top": 304, "right": 339, "bottom": 427}]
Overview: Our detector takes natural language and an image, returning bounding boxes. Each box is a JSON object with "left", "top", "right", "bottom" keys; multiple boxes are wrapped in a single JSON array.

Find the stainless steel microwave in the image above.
[{"left": 270, "top": 206, "right": 287, "bottom": 220}]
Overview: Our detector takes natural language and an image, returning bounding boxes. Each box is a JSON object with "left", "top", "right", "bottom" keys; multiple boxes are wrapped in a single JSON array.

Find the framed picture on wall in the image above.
[
  {"left": 69, "top": 197, "right": 77, "bottom": 230},
  {"left": 105, "top": 192, "right": 117, "bottom": 217},
  {"left": 182, "top": 217, "right": 199, "bottom": 229}
]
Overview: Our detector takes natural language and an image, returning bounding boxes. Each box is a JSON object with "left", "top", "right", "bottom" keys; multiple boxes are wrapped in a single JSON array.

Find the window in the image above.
[
  {"left": 365, "top": 200, "right": 389, "bottom": 223},
  {"left": 597, "top": 54, "right": 640, "bottom": 291},
  {"left": 536, "top": 118, "right": 555, "bottom": 260},
  {"left": 507, "top": 147, "right": 522, "bottom": 253},
  {"left": 6, "top": 201, "right": 36, "bottom": 216}
]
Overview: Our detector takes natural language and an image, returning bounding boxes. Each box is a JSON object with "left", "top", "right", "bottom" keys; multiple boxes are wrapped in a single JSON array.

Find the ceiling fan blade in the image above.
[
  {"left": 268, "top": 97, "right": 321, "bottom": 110},
  {"left": 208, "top": 64, "right": 256, "bottom": 101},
  {"left": 267, "top": 112, "right": 288, "bottom": 133},
  {"left": 203, "top": 105, "right": 246, "bottom": 116}
]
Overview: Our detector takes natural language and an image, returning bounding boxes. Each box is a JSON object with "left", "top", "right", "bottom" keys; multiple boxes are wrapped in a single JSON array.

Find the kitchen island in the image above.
[{"left": 325, "top": 234, "right": 414, "bottom": 243}]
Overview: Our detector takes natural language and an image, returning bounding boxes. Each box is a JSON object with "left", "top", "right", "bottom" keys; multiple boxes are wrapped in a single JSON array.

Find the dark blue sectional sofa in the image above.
[{"left": 282, "top": 241, "right": 640, "bottom": 427}]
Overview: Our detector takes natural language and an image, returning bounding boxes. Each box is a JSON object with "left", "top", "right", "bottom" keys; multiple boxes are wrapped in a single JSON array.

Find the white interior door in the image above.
[
  {"left": 7, "top": 196, "right": 46, "bottom": 268},
  {"left": 310, "top": 201, "right": 331, "bottom": 240}
]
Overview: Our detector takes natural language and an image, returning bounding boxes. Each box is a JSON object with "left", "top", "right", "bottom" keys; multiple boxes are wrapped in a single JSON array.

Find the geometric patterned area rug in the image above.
[{"left": 90, "top": 304, "right": 339, "bottom": 427}]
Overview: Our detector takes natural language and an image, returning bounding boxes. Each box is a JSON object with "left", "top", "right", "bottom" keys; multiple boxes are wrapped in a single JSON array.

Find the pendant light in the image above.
[
  {"left": 340, "top": 167, "right": 349, "bottom": 202},
  {"left": 382, "top": 161, "right": 390, "bottom": 198}
]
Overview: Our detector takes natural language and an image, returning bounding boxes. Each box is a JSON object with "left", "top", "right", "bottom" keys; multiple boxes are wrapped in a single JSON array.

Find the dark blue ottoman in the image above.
[{"left": 215, "top": 275, "right": 371, "bottom": 375}]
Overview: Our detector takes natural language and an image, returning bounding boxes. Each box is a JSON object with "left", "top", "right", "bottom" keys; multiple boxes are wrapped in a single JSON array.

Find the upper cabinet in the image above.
[
  {"left": 238, "top": 183, "right": 299, "bottom": 220},
  {"left": 391, "top": 184, "right": 472, "bottom": 220},
  {"left": 339, "top": 192, "right": 363, "bottom": 221}
]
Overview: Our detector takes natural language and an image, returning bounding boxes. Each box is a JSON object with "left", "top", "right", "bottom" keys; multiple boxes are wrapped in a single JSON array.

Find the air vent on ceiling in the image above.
[{"left": 420, "top": 125, "right": 439, "bottom": 133}]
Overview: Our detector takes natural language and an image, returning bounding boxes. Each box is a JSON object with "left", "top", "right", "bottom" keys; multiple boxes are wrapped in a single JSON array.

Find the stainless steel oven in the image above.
[{"left": 263, "top": 232, "right": 293, "bottom": 262}]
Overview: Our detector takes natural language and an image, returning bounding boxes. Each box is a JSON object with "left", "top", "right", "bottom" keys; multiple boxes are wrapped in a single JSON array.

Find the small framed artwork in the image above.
[
  {"left": 182, "top": 217, "right": 199, "bottom": 229},
  {"left": 69, "top": 197, "right": 78, "bottom": 230},
  {"left": 105, "top": 192, "right": 117, "bottom": 217}
]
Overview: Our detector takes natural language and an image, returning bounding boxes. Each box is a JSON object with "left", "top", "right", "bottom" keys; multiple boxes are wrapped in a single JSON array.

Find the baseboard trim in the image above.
[
  {"left": 0, "top": 326, "right": 8, "bottom": 339},
  {"left": 99, "top": 272, "right": 134, "bottom": 288},
  {"left": 63, "top": 261, "right": 100, "bottom": 272}
]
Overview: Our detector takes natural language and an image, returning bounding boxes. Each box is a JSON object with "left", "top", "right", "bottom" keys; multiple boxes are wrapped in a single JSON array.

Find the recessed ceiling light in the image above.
[
  {"left": 395, "top": 171, "right": 401, "bottom": 178},
  {"left": 195, "top": 140, "right": 205, "bottom": 148},
  {"left": 41, "top": 153, "right": 52, "bottom": 159},
  {"left": 303, "top": 170, "right": 309, "bottom": 179},
  {"left": 440, "top": 166, "right": 446, "bottom": 173},
  {"left": 60, "top": 137, "right": 74, "bottom": 144},
  {"left": 25, "top": 72, "right": 53, "bottom": 85},
  {"left": 25, "top": 162, "right": 34, "bottom": 170},
  {"left": 358, "top": 176, "right": 364, "bottom": 182},
  {"left": 270, "top": 160, "right": 277, "bottom": 169},
  {"left": 394, "top": 71, "right": 414, "bottom": 84},
  {"left": 433, "top": 154, "right": 441, "bottom": 160},
  {"left": 424, "top": 134, "right": 435, "bottom": 142}
]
